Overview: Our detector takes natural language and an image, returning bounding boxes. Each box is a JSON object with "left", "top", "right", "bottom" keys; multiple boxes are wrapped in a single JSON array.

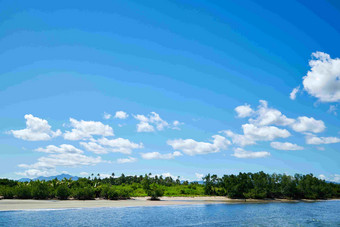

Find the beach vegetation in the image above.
[{"left": 0, "top": 172, "right": 339, "bottom": 200}]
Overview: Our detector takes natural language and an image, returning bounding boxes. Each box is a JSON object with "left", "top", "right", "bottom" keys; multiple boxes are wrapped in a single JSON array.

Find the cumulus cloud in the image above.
[
  {"left": 305, "top": 135, "right": 340, "bottom": 145},
  {"left": 97, "top": 138, "right": 143, "bottom": 154},
  {"left": 80, "top": 172, "right": 89, "bottom": 176},
  {"left": 222, "top": 124, "right": 291, "bottom": 146},
  {"left": 330, "top": 174, "right": 340, "bottom": 183},
  {"left": 318, "top": 174, "right": 340, "bottom": 183},
  {"left": 318, "top": 174, "right": 326, "bottom": 180},
  {"left": 64, "top": 118, "right": 114, "bottom": 140},
  {"left": 232, "top": 147, "right": 270, "bottom": 158},
  {"left": 172, "top": 120, "right": 184, "bottom": 130},
  {"left": 290, "top": 86, "right": 300, "bottom": 100},
  {"left": 35, "top": 144, "right": 83, "bottom": 154},
  {"left": 117, "top": 156, "right": 137, "bottom": 164},
  {"left": 79, "top": 141, "right": 108, "bottom": 154},
  {"left": 167, "top": 135, "right": 230, "bottom": 156},
  {"left": 114, "top": 111, "right": 129, "bottom": 119},
  {"left": 249, "top": 100, "right": 295, "bottom": 126},
  {"left": 235, "top": 104, "right": 254, "bottom": 118},
  {"left": 195, "top": 173, "right": 204, "bottom": 180},
  {"left": 270, "top": 142, "right": 303, "bottom": 151},
  {"left": 17, "top": 144, "right": 102, "bottom": 178},
  {"left": 9, "top": 114, "right": 61, "bottom": 141},
  {"left": 328, "top": 105, "right": 338, "bottom": 115},
  {"left": 291, "top": 116, "right": 325, "bottom": 133},
  {"left": 81, "top": 138, "right": 143, "bottom": 154},
  {"left": 16, "top": 169, "right": 59, "bottom": 179},
  {"left": 134, "top": 112, "right": 180, "bottom": 132},
  {"left": 136, "top": 121, "right": 155, "bottom": 132},
  {"left": 302, "top": 51, "right": 340, "bottom": 102},
  {"left": 141, "top": 151, "right": 182, "bottom": 160},
  {"left": 103, "top": 112, "right": 112, "bottom": 120}
]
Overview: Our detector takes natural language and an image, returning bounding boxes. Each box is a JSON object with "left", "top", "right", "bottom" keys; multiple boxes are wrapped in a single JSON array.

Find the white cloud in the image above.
[
  {"left": 195, "top": 173, "right": 204, "bottom": 180},
  {"left": 223, "top": 124, "right": 291, "bottom": 146},
  {"left": 167, "top": 135, "right": 230, "bottom": 156},
  {"left": 328, "top": 105, "right": 338, "bottom": 115},
  {"left": 305, "top": 135, "right": 340, "bottom": 145},
  {"left": 235, "top": 104, "right": 254, "bottom": 118},
  {"left": 103, "top": 112, "right": 112, "bottom": 120},
  {"left": 114, "top": 111, "right": 129, "bottom": 119},
  {"left": 117, "top": 156, "right": 137, "bottom": 164},
  {"left": 136, "top": 121, "right": 155, "bottom": 132},
  {"left": 291, "top": 116, "right": 325, "bottom": 133},
  {"left": 318, "top": 174, "right": 340, "bottom": 183},
  {"left": 172, "top": 120, "right": 184, "bottom": 130},
  {"left": 232, "top": 148, "right": 270, "bottom": 158},
  {"left": 318, "top": 174, "right": 326, "bottom": 180},
  {"left": 10, "top": 114, "right": 61, "bottom": 141},
  {"left": 64, "top": 118, "right": 114, "bottom": 140},
  {"left": 290, "top": 86, "right": 300, "bottom": 100},
  {"left": 17, "top": 144, "right": 102, "bottom": 178},
  {"left": 330, "top": 174, "right": 340, "bottom": 183},
  {"left": 270, "top": 142, "right": 303, "bottom": 151},
  {"left": 141, "top": 151, "right": 182, "bottom": 160},
  {"left": 149, "top": 112, "right": 169, "bottom": 130},
  {"left": 16, "top": 169, "right": 59, "bottom": 178},
  {"left": 80, "top": 172, "right": 89, "bottom": 176},
  {"left": 34, "top": 152, "right": 101, "bottom": 167},
  {"left": 302, "top": 51, "right": 340, "bottom": 102},
  {"left": 134, "top": 112, "right": 181, "bottom": 132},
  {"left": 35, "top": 144, "right": 83, "bottom": 154},
  {"left": 249, "top": 100, "right": 295, "bottom": 126},
  {"left": 80, "top": 138, "right": 143, "bottom": 154},
  {"left": 79, "top": 141, "right": 108, "bottom": 154}
]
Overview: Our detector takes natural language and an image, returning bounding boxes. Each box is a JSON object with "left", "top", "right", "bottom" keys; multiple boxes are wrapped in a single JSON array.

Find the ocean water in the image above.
[{"left": 0, "top": 201, "right": 339, "bottom": 226}]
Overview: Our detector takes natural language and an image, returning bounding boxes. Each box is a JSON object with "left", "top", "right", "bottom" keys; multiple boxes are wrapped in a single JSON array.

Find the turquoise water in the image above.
[{"left": 0, "top": 201, "right": 339, "bottom": 226}]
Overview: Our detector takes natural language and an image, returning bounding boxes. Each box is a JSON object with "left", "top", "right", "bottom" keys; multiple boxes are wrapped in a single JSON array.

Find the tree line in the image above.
[
  {"left": 203, "top": 172, "right": 340, "bottom": 199},
  {"left": 0, "top": 172, "right": 339, "bottom": 200}
]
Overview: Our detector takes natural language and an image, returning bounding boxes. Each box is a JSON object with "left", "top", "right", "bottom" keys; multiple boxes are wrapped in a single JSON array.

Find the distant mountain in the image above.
[{"left": 19, "top": 174, "right": 79, "bottom": 182}]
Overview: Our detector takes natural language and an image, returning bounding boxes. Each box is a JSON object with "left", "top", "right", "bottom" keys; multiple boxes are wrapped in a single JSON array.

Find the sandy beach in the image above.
[
  {"left": 0, "top": 197, "right": 268, "bottom": 211},
  {"left": 1, "top": 197, "right": 332, "bottom": 211}
]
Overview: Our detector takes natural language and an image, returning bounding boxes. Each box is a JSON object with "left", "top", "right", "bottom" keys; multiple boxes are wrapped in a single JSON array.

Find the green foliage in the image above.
[
  {"left": 0, "top": 186, "right": 15, "bottom": 199},
  {"left": 147, "top": 183, "right": 164, "bottom": 200},
  {"left": 15, "top": 184, "right": 32, "bottom": 199},
  {"left": 107, "top": 187, "right": 119, "bottom": 200},
  {"left": 56, "top": 184, "right": 71, "bottom": 200},
  {"left": 31, "top": 181, "right": 50, "bottom": 199},
  {"left": 72, "top": 187, "right": 95, "bottom": 200},
  {"left": 0, "top": 179, "right": 18, "bottom": 187},
  {"left": 0, "top": 172, "right": 338, "bottom": 201},
  {"left": 204, "top": 171, "right": 340, "bottom": 200}
]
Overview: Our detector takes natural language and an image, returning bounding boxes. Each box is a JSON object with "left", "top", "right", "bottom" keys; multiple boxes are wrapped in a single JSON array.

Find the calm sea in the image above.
[{"left": 0, "top": 200, "right": 339, "bottom": 226}]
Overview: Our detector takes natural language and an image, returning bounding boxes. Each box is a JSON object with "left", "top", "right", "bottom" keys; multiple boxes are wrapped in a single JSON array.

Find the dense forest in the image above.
[{"left": 0, "top": 172, "right": 339, "bottom": 200}]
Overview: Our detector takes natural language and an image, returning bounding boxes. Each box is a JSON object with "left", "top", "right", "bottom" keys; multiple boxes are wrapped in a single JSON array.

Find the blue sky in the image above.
[{"left": 1, "top": 0, "right": 340, "bottom": 181}]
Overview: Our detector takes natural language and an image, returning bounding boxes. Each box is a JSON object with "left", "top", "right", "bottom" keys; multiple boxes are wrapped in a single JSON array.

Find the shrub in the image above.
[
  {"left": 56, "top": 184, "right": 70, "bottom": 200},
  {"left": 0, "top": 186, "right": 15, "bottom": 199},
  {"left": 147, "top": 183, "right": 164, "bottom": 200},
  {"left": 116, "top": 187, "right": 132, "bottom": 199},
  {"left": 15, "top": 184, "right": 32, "bottom": 199},
  {"left": 100, "top": 185, "right": 110, "bottom": 199},
  {"left": 72, "top": 187, "right": 95, "bottom": 200},
  {"left": 31, "top": 182, "right": 50, "bottom": 199},
  {"left": 107, "top": 187, "right": 119, "bottom": 200}
]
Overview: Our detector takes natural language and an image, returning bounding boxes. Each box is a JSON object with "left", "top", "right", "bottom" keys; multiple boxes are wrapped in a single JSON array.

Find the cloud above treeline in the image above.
[
  {"left": 291, "top": 51, "right": 340, "bottom": 103},
  {"left": 8, "top": 99, "right": 340, "bottom": 178},
  {"left": 9, "top": 114, "right": 61, "bottom": 141}
]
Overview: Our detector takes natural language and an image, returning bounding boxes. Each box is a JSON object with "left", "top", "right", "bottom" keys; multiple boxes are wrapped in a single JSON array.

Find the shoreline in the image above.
[{"left": 1, "top": 197, "right": 338, "bottom": 211}]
